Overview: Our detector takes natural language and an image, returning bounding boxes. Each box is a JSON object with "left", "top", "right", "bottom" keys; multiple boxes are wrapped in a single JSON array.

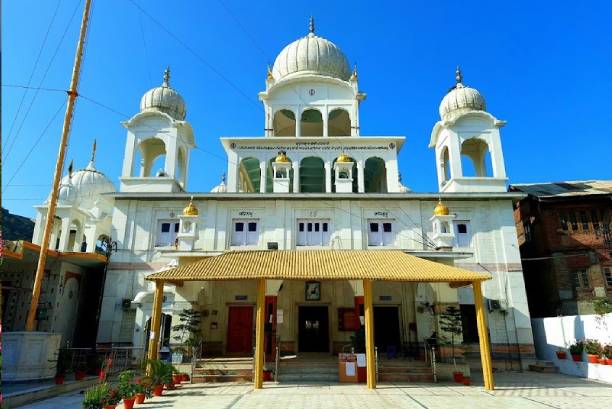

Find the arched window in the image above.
[
  {"left": 300, "top": 157, "right": 325, "bottom": 193},
  {"left": 239, "top": 157, "right": 261, "bottom": 192},
  {"left": 300, "top": 109, "right": 323, "bottom": 137},
  {"left": 441, "top": 146, "right": 451, "bottom": 183},
  {"left": 139, "top": 138, "right": 167, "bottom": 177},
  {"left": 364, "top": 157, "right": 387, "bottom": 193},
  {"left": 328, "top": 109, "right": 351, "bottom": 136},
  {"left": 273, "top": 109, "right": 296, "bottom": 136},
  {"left": 460, "top": 139, "right": 492, "bottom": 177}
]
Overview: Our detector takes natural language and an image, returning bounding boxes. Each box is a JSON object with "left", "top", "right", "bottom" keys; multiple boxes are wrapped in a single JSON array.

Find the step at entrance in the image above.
[
  {"left": 378, "top": 359, "right": 434, "bottom": 382},
  {"left": 528, "top": 361, "right": 559, "bottom": 374},
  {"left": 192, "top": 357, "right": 253, "bottom": 383},
  {"left": 279, "top": 354, "right": 339, "bottom": 382}
]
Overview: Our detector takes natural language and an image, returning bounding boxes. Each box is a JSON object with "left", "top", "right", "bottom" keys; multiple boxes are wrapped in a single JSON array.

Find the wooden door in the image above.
[{"left": 226, "top": 306, "right": 254, "bottom": 354}]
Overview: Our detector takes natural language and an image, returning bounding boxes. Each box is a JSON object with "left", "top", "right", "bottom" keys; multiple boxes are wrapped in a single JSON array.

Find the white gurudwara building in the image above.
[{"left": 32, "top": 19, "right": 535, "bottom": 385}]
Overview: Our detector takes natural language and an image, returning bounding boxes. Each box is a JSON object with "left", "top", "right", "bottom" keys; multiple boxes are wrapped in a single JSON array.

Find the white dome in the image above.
[
  {"left": 439, "top": 68, "right": 486, "bottom": 121},
  {"left": 272, "top": 18, "right": 351, "bottom": 81},
  {"left": 210, "top": 175, "right": 227, "bottom": 193},
  {"left": 57, "top": 175, "right": 77, "bottom": 205},
  {"left": 140, "top": 68, "right": 186, "bottom": 120},
  {"left": 70, "top": 161, "right": 115, "bottom": 208}
]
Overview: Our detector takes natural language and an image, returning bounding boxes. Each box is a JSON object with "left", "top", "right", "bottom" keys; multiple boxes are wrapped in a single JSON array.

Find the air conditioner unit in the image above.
[
  {"left": 267, "top": 242, "right": 278, "bottom": 250},
  {"left": 486, "top": 299, "right": 506, "bottom": 312}
]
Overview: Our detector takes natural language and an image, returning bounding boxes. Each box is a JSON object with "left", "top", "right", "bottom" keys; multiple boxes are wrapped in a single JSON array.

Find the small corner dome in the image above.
[
  {"left": 140, "top": 68, "right": 186, "bottom": 120},
  {"left": 439, "top": 67, "right": 486, "bottom": 121},
  {"left": 57, "top": 176, "right": 77, "bottom": 205},
  {"left": 210, "top": 174, "right": 227, "bottom": 193},
  {"left": 271, "top": 18, "right": 351, "bottom": 82},
  {"left": 71, "top": 161, "right": 116, "bottom": 208}
]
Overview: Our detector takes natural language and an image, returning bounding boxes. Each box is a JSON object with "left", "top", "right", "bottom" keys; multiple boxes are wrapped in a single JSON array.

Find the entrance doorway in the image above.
[
  {"left": 374, "top": 306, "right": 401, "bottom": 353},
  {"left": 227, "top": 306, "right": 254, "bottom": 354},
  {"left": 298, "top": 306, "right": 329, "bottom": 352}
]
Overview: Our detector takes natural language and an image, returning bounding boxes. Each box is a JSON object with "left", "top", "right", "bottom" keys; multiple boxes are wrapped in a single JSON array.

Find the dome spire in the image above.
[
  {"left": 90, "top": 139, "right": 97, "bottom": 164},
  {"left": 68, "top": 159, "right": 74, "bottom": 178},
  {"left": 455, "top": 65, "right": 463, "bottom": 85},
  {"left": 163, "top": 66, "right": 170, "bottom": 87},
  {"left": 309, "top": 16, "right": 315, "bottom": 34}
]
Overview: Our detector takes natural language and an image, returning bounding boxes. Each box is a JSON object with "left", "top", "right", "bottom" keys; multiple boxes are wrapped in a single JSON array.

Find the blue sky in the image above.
[{"left": 3, "top": 0, "right": 612, "bottom": 218}]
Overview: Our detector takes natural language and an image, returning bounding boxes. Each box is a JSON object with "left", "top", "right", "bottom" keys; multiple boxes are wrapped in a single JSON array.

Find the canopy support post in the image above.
[
  {"left": 254, "top": 278, "right": 266, "bottom": 389},
  {"left": 147, "top": 280, "right": 164, "bottom": 371},
  {"left": 363, "top": 279, "right": 376, "bottom": 389},
  {"left": 473, "top": 280, "right": 494, "bottom": 390}
]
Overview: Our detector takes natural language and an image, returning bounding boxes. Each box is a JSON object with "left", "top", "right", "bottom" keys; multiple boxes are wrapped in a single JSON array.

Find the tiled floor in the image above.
[{"left": 17, "top": 372, "right": 612, "bottom": 409}]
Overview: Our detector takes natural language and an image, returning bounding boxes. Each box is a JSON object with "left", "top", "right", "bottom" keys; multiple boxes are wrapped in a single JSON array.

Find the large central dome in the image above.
[{"left": 272, "top": 18, "right": 351, "bottom": 82}]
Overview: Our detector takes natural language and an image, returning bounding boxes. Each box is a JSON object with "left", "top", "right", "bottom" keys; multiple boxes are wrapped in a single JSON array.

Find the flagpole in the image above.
[{"left": 25, "top": 0, "right": 93, "bottom": 331}]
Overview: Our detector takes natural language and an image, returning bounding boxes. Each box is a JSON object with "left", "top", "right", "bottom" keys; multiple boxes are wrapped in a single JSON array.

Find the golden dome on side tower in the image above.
[
  {"left": 433, "top": 200, "right": 450, "bottom": 216},
  {"left": 183, "top": 197, "right": 199, "bottom": 216}
]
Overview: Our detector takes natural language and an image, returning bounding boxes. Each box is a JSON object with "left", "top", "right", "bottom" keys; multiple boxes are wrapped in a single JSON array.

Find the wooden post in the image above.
[
  {"left": 363, "top": 279, "right": 376, "bottom": 389},
  {"left": 473, "top": 280, "right": 494, "bottom": 390},
  {"left": 25, "top": 0, "right": 93, "bottom": 331},
  {"left": 254, "top": 278, "right": 266, "bottom": 389},
  {"left": 147, "top": 280, "right": 164, "bottom": 365}
]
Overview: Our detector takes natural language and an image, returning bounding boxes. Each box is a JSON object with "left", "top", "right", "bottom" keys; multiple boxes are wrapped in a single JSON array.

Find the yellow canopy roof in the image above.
[{"left": 146, "top": 250, "right": 490, "bottom": 285}]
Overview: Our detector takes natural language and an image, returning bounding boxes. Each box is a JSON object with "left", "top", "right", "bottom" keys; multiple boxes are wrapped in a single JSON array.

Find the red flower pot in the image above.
[
  {"left": 587, "top": 354, "right": 599, "bottom": 364},
  {"left": 164, "top": 382, "right": 175, "bottom": 390},
  {"left": 182, "top": 373, "right": 190, "bottom": 382},
  {"left": 135, "top": 393, "right": 146, "bottom": 404},
  {"left": 54, "top": 375, "right": 65, "bottom": 385},
  {"left": 75, "top": 370, "right": 86, "bottom": 380},
  {"left": 462, "top": 377, "right": 471, "bottom": 386},
  {"left": 152, "top": 384, "right": 164, "bottom": 396},
  {"left": 172, "top": 374, "right": 182, "bottom": 385},
  {"left": 104, "top": 406, "right": 117, "bottom": 409},
  {"left": 123, "top": 397, "right": 136, "bottom": 409},
  {"left": 571, "top": 354, "right": 581, "bottom": 362},
  {"left": 555, "top": 351, "right": 567, "bottom": 360},
  {"left": 598, "top": 358, "right": 606, "bottom": 365},
  {"left": 606, "top": 359, "right": 612, "bottom": 366},
  {"left": 453, "top": 371, "right": 464, "bottom": 383}
]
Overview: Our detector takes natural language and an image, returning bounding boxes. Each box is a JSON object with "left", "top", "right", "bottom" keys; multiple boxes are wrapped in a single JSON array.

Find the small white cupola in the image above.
[
  {"left": 334, "top": 153, "right": 354, "bottom": 193},
  {"left": 177, "top": 196, "right": 199, "bottom": 251},
  {"left": 429, "top": 199, "right": 456, "bottom": 249},
  {"left": 272, "top": 151, "right": 292, "bottom": 192},
  {"left": 429, "top": 67, "right": 508, "bottom": 193}
]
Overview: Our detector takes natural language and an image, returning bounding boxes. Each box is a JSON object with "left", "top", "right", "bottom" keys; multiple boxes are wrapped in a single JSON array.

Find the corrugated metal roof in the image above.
[
  {"left": 145, "top": 250, "right": 491, "bottom": 283},
  {"left": 510, "top": 180, "right": 612, "bottom": 198}
]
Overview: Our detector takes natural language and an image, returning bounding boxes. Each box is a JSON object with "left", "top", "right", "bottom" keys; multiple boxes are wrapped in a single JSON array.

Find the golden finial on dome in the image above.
[
  {"left": 309, "top": 16, "right": 315, "bottom": 34},
  {"left": 163, "top": 66, "right": 170, "bottom": 87},
  {"left": 350, "top": 64, "right": 358, "bottom": 81},
  {"left": 275, "top": 150, "right": 290, "bottom": 163},
  {"left": 336, "top": 152, "right": 352, "bottom": 163},
  {"left": 455, "top": 65, "right": 463, "bottom": 85},
  {"left": 68, "top": 159, "right": 74, "bottom": 178},
  {"left": 433, "top": 199, "right": 450, "bottom": 216},
  {"left": 267, "top": 65, "right": 274, "bottom": 80},
  {"left": 183, "top": 196, "right": 198, "bottom": 216}
]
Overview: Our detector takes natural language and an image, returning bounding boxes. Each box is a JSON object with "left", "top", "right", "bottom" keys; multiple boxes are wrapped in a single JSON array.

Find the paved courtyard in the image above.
[{"left": 18, "top": 372, "right": 612, "bottom": 409}]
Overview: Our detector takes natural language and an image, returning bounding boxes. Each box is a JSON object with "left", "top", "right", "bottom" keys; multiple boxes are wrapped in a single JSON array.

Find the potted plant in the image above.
[
  {"left": 604, "top": 345, "right": 612, "bottom": 365},
  {"left": 584, "top": 339, "right": 602, "bottom": 363},
  {"left": 102, "top": 387, "right": 121, "bottom": 409},
  {"left": 117, "top": 370, "right": 137, "bottom": 409},
  {"left": 555, "top": 348, "right": 567, "bottom": 360},
  {"left": 54, "top": 349, "right": 72, "bottom": 385},
  {"left": 172, "top": 367, "right": 183, "bottom": 386},
  {"left": 82, "top": 383, "right": 110, "bottom": 409},
  {"left": 74, "top": 361, "right": 87, "bottom": 380},
  {"left": 147, "top": 360, "right": 173, "bottom": 396},
  {"left": 569, "top": 341, "right": 584, "bottom": 362},
  {"left": 86, "top": 353, "right": 104, "bottom": 379},
  {"left": 439, "top": 306, "right": 463, "bottom": 382},
  {"left": 172, "top": 308, "right": 202, "bottom": 363}
]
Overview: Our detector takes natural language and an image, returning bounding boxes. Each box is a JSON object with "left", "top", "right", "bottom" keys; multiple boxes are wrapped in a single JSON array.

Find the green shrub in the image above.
[
  {"left": 584, "top": 339, "right": 603, "bottom": 356},
  {"left": 82, "top": 383, "right": 110, "bottom": 409},
  {"left": 569, "top": 341, "right": 584, "bottom": 355}
]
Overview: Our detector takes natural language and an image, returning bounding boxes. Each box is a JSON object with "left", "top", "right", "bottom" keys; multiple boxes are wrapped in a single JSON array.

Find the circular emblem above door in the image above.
[{"left": 309, "top": 89, "right": 316, "bottom": 96}]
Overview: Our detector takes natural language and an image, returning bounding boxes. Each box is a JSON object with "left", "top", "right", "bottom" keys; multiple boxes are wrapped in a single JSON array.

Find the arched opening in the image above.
[
  {"left": 239, "top": 157, "right": 261, "bottom": 192},
  {"left": 441, "top": 146, "right": 451, "bottom": 183},
  {"left": 131, "top": 145, "right": 144, "bottom": 177},
  {"left": 300, "top": 109, "right": 323, "bottom": 137},
  {"left": 139, "top": 138, "right": 167, "bottom": 177},
  {"left": 364, "top": 157, "right": 387, "bottom": 193},
  {"left": 266, "top": 156, "right": 294, "bottom": 193},
  {"left": 331, "top": 156, "right": 358, "bottom": 193},
  {"left": 273, "top": 109, "right": 296, "bottom": 136},
  {"left": 460, "top": 138, "right": 492, "bottom": 177},
  {"left": 328, "top": 109, "right": 351, "bottom": 136},
  {"left": 67, "top": 220, "right": 82, "bottom": 251},
  {"left": 299, "top": 157, "right": 325, "bottom": 193}
]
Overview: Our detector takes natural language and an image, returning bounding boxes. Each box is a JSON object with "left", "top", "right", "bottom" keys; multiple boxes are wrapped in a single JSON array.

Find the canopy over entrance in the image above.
[
  {"left": 145, "top": 250, "right": 491, "bottom": 285},
  {"left": 145, "top": 250, "right": 495, "bottom": 391}
]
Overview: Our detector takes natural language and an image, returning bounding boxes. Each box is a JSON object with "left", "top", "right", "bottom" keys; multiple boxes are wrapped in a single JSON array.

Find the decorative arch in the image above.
[
  {"left": 328, "top": 108, "right": 351, "bottom": 136},
  {"left": 460, "top": 138, "right": 492, "bottom": 177},
  {"left": 138, "top": 137, "right": 167, "bottom": 177},
  {"left": 177, "top": 147, "right": 187, "bottom": 186},
  {"left": 440, "top": 145, "right": 451, "bottom": 183},
  {"left": 300, "top": 109, "right": 323, "bottom": 137},
  {"left": 299, "top": 157, "right": 325, "bottom": 193},
  {"left": 364, "top": 157, "right": 387, "bottom": 193},
  {"left": 273, "top": 109, "right": 296, "bottom": 136},
  {"left": 239, "top": 157, "right": 261, "bottom": 192}
]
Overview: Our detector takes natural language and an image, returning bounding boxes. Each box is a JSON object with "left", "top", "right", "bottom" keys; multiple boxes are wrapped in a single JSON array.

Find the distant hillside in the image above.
[{"left": 1, "top": 207, "right": 34, "bottom": 241}]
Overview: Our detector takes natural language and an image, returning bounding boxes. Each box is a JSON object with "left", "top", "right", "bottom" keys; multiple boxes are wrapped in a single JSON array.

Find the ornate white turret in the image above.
[
  {"left": 429, "top": 200, "right": 456, "bottom": 249},
  {"left": 121, "top": 68, "right": 195, "bottom": 193},
  {"left": 333, "top": 153, "right": 354, "bottom": 193},
  {"left": 430, "top": 67, "right": 508, "bottom": 193},
  {"left": 177, "top": 197, "right": 199, "bottom": 251},
  {"left": 272, "top": 151, "right": 291, "bottom": 192}
]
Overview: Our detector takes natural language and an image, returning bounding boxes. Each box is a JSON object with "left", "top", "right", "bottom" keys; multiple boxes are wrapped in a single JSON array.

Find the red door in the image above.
[{"left": 226, "top": 306, "right": 254, "bottom": 354}]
